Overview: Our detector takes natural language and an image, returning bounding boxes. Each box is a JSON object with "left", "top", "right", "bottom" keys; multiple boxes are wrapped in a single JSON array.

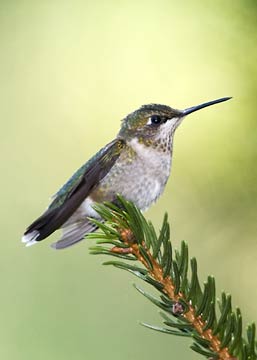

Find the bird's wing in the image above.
[
  {"left": 48, "top": 138, "right": 122, "bottom": 210},
  {"left": 23, "top": 138, "right": 125, "bottom": 242}
]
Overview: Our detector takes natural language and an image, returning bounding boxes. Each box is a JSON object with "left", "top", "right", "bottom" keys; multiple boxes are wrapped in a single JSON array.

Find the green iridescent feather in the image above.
[{"left": 48, "top": 139, "right": 124, "bottom": 210}]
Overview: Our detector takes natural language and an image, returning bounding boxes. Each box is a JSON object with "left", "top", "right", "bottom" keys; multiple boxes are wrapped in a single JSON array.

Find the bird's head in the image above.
[{"left": 119, "top": 97, "right": 231, "bottom": 145}]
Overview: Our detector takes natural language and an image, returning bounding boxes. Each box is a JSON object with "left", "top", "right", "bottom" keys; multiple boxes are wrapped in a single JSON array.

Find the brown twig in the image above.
[{"left": 111, "top": 228, "right": 234, "bottom": 360}]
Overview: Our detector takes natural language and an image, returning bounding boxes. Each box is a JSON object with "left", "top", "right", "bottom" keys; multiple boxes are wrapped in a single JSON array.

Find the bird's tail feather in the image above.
[
  {"left": 51, "top": 220, "right": 98, "bottom": 250},
  {"left": 22, "top": 205, "right": 99, "bottom": 248},
  {"left": 22, "top": 209, "right": 59, "bottom": 246}
]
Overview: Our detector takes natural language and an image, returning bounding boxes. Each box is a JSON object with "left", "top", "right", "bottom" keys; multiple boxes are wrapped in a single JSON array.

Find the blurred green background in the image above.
[{"left": 1, "top": 1, "right": 257, "bottom": 359}]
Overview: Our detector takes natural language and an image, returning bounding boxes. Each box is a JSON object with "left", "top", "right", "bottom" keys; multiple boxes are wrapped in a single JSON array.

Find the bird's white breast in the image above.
[
  {"left": 129, "top": 138, "right": 171, "bottom": 176},
  {"left": 127, "top": 138, "right": 172, "bottom": 208}
]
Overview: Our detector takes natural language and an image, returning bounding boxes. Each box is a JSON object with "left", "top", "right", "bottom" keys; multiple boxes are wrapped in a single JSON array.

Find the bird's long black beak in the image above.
[{"left": 182, "top": 97, "right": 232, "bottom": 116}]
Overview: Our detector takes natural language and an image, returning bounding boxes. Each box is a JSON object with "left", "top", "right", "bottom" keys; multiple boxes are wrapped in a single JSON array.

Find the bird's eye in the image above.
[{"left": 148, "top": 115, "right": 162, "bottom": 125}]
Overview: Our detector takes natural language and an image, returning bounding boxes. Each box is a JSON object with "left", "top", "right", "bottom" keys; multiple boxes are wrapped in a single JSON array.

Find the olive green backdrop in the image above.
[{"left": 1, "top": 1, "right": 257, "bottom": 359}]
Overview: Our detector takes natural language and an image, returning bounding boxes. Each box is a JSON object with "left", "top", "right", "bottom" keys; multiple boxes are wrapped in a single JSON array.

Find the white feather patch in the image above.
[
  {"left": 22, "top": 230, "right": 39, "bottom": 245},
  {"left": 25, "top": 239, "right": 38, "bottom": 247}
]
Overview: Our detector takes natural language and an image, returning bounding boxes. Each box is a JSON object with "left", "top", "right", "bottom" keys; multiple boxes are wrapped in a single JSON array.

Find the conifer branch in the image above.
[{"left": 87, "top": 195, "right": 257, "bottom": 360}]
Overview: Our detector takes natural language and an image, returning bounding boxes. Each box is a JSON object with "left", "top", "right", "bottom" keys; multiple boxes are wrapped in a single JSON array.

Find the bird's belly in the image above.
[
  {"left": 113, "top": 171, "right": 163, "bottom": 209},
  {"left": 69, "top": 146, "right": 171, "bottom": 223},
  {"left": 95, "top": 151, "right": 171, "bottom": 210}
]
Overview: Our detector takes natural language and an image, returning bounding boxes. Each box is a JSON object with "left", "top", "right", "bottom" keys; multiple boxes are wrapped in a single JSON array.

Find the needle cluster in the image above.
[{"left": 87, "top": 195, "right": 256, "bottom": 360}]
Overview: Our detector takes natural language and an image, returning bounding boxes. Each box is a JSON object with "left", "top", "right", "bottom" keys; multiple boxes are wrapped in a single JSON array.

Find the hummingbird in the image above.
[{"left": 22, "top": 97, "right": 231, "bottom": 249}]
